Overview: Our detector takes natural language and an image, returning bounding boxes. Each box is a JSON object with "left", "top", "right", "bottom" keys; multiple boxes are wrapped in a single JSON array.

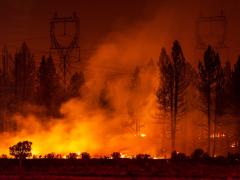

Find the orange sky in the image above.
[{"left": 0, "top": 0, "right": 240, "bottom": 64}]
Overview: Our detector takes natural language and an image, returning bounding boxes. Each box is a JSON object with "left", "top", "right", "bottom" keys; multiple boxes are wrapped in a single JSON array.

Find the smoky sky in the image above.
[{"left": 1, "top": 0, "right": 240, "bottom": 62}]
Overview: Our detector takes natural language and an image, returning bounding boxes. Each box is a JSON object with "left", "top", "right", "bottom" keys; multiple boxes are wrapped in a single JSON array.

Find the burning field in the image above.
[
  {"left": 1, "top": 0, "right": 240, "bottom": 163},
  {"left": 0, "top": 38, "right": 161, "bottom": 157}
]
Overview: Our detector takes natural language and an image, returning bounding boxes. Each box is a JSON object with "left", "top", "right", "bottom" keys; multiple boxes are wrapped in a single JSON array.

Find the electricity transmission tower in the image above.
[
  {"left": 196, "top": 11, "right": 227, "bottom": 50},
  {"left": 50, "top": 12, "right": 80, "bottom": 87}
]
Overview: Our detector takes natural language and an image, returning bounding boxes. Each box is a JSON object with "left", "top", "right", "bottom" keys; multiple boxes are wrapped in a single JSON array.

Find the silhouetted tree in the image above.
[
  {"left": 231, "top": 57, "right": 240, "bottom": 115},
  {"left": 171, "top": 41, "right": 192, "bottom": 151},
  {"left": 81, "top": 152, "right": 90, "bottom": 160},
  {"left": 0, "top": 46, "right": 14, "bottom": 132},
  {"left": 111, "top": 152, "right": 121, "bottom": 159},
  {"left": 157, "top": 41, "right": 191, "bottom": 152},
  {"left": 67, "top": 153, "right": 78, "bottom": 159},
  {"left": 68, "top": 72, "right": 85, "bottom": 98},
  {"left": 9, "top": 141, "right": 32, "bottom": 170},
  {"left": 198, "top": 46, "right": 220, "bottom": 154},
  {"left": 45, "top": 153, "right": 55, "bottom": 159},
  {"left": 126, "top": 66, "right": 141, "bottom": 133},
  {"left": 9, "top": 141, "right": 32, "bottom": 159},
  {"left": 1, "top": 46, "right": 12, "bottom": 87},
  {"left": 213, "top": 57, "right": 225, "bottom": 156},
  {"left": 171, "top": 151, "right": 187, "bottom": 161},
  {"left": 157, "top": 48, "right": 173, "bottom": 117},
  {"left": 130, "top": 66, "right": 140, "bottom": 90},
  {"left": 37, "top": 55, "right": 62, "bottom": 116},
  {"left": 99, "top": 81, "right": 113, "bottom": 112},
  {"left": 136, "top": 154, "right": 151, "bottom": 160},
  {"left": 37, "top": 56, "right": 47, "bottom": 104},
  {"left": 191, "top": 148, "right": 204, "bottom": 160},
  {"left": 222, "top": 61, "right": 232, "bottom": 112},
  {"left": 156, "top": 48, "right": 173, "bottom": 151},
  {"left": 14, "top": 42, "right": 35, "bottom": 103},
  {"left": 229, "top": 57, "right": 240, "bottom": 143}
]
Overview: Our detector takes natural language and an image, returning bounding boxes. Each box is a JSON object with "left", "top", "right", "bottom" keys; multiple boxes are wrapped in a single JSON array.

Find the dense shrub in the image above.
[
  {"left": 67, "top": 153, "right": 78, "bottom": 159},
  {"left": 136, "top": 154, "right": 151, "bottom": 160},
  {"left": 215, "top": 155, "right": 226, "bottom": 163},
  {"left": 111, "top": 152, "right": 121, "bottom": 159},
  {"left": 81, "top": 152, "right": 90, "bottom": 160},
  {"left": 191, "top": 148, "right": 204, "bottom": 160},
  {"left": 227, "top": 153, "right": 240, "bottom": 163},
  {"left": 171, "top": 151, "right": 178, "bottom": 160},
  {"left": 45, "top": 153, "right": 55, "bottom": 159},
  {"left": 202, "top": 152, "right": 211, "bottom": 161},
  {"left": 9, "top": 141, "right": 32, "bottom": 159},
  {"left": 0, "top": 154, "right": 8, "bottom": 159},
  {"left": 171, "top": 151, "right": 187, "bottom": 161}
]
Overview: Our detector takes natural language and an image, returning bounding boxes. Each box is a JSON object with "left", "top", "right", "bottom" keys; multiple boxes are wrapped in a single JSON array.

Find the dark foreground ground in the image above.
[{"left": 0, "top": 159, "right": 240, "bottom": 179}]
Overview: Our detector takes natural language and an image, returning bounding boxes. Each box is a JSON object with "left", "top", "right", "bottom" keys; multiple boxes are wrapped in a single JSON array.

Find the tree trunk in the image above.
[
  {"left": 170, "top": 82, "right": 174, "bottom": 152},
  {"left": 171, "top": 110, "right": 174, "bottom": 152},
  {"left": 19, "top": 158, "right": 23, "bottom": 180},
  {"left": 213, "top": 113, "right": 216, "bottom": 157},
  {"left": 173, "top": 83, "right": 178, "bottom": 152},
  {"left": 213, "top": 91, "right": 218, "bottom": 157},
  {"left": 172, "top": 75, "right": 178, "bottom": 152},
  {"left": 207, "top": 86, "right": 211, "bottom": 154}
]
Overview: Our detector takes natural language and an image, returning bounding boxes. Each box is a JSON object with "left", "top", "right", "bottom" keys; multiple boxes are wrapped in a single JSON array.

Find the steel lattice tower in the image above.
[
  {"left": 50, "top": 12, "right": 80, "bottom": 87},
  {"left": 196, "top": 11, "right": 227, "bottom": 50}
]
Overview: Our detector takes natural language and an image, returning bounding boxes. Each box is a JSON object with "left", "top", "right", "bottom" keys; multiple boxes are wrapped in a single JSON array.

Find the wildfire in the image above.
[
  {"left": 231, "top": 142, "right": 239, "bottom": 148},
  {"left": 210, "top": 132, "right": 226, "bottom": 139},
  {"left": 140, "top": 133, "right": 147, "bottom": 138},
  {"left": 120, "top": 153, "right": 132, "bottom": 159},
  {"left": 134, "top": 133, "right": 147, "bottom": 138}
]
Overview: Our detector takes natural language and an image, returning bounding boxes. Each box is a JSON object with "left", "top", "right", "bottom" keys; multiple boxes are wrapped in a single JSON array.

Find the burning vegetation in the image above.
[{"left": 0, "top": 39, "right": 240, "bottom": 159}]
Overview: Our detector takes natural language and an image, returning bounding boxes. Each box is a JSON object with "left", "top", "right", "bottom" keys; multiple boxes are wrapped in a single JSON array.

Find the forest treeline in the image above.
[
  {"left": 0, "top": 40, "right": 240, "bottom": 156},
  {"left": 0, "top": 42, "right": 85, "bottom": 130},
  {"left": 157, "top": 40, "right": 240, "bottom": 156}
]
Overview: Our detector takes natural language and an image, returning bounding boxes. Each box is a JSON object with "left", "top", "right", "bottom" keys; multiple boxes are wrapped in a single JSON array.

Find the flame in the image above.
[
  {"left": 210, "top": 132, "right": 226, "bottom": 139},
  {"left": 140, "top": 133, "right": 147, "bottom": 138}
]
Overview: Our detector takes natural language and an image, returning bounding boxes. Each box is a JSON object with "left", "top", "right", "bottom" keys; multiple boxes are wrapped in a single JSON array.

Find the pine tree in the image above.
[
  {"left": 171, "top": 40, "right": 191, "bottom": 151},
  {"left": 213, "top": 54, "right": 225, "bottom": 155},
  {"left": 68, "top": 72, "right": 85, "bottom": 98},
  {"left": 222, "top": 61, "right": 232, "bottom": 111},
  {"left": 198, "top": 46, "right": 220, "bottom": 154},
  {"left": 231, "top": 57, "right": 240, "bottom": 115},
  {"left": 37, "top": 55, "right": 61, "bottom": 116},
  {"left": 157, "top": 41, "right": 191, "bottom": 152},
  {"left": 14, "top": 42, "right": 36, "bottom": 104},
  {"left": 156, "top": 48, "right": 173, "bottom": 152},
  {"left": 0, "top": 46, "right": 13, "bottom": 132}
]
